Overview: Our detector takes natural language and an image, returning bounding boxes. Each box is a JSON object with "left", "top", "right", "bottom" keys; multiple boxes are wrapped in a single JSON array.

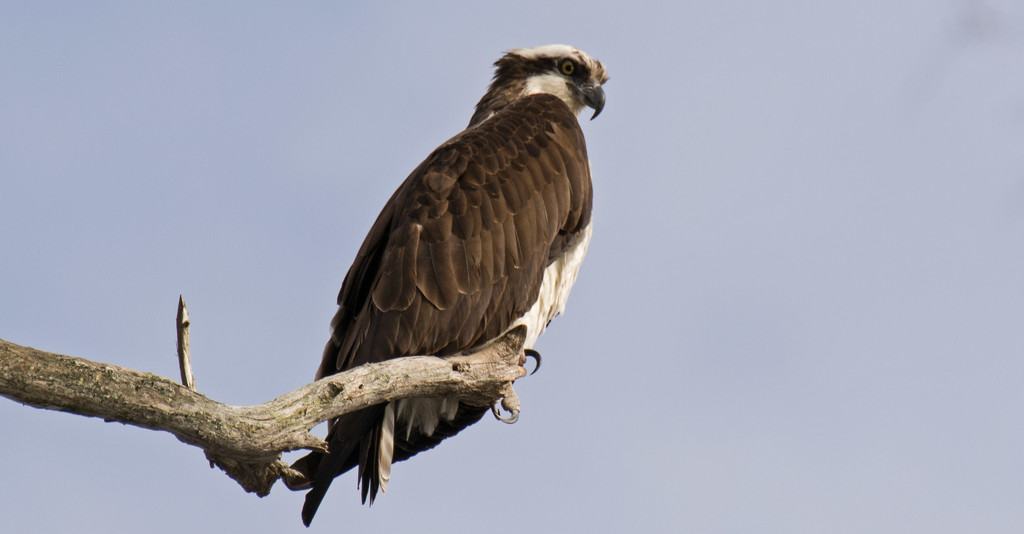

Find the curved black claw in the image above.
[
  {"left": 525, "top": 348, "right": 542, "bottom": 376},
  {"left": 491, "top": 403, "right": 520, "bottom": 424}
]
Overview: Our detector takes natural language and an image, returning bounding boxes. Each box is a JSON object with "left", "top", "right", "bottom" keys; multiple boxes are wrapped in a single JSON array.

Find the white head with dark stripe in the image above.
[{"left": 469, "top": 44, "right": 609, "bottom": 127}]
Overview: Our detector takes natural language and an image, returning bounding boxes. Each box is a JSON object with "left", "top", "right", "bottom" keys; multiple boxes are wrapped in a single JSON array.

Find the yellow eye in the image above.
[{"left": 559, "top": 59, "right": 575, "bottom": 76}]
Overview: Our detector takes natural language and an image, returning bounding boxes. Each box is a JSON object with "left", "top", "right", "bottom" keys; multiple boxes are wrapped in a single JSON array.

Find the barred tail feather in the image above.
[{"left": 378, "top": 402, "right": 396, "bottom": 495}]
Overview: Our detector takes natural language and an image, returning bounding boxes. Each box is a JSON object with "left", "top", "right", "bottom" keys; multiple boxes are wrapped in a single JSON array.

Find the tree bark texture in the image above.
[{"left": 0, "top": 326, "right": 526, "bottom": 496}]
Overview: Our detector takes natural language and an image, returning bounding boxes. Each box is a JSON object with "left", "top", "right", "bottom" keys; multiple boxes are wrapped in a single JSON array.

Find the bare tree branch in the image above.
[
  {"left": 0, "top": 326, "right": 527, "bottom": 496},
  {"left": 175, "top": 295, "right": 195, "bottom": 391}
]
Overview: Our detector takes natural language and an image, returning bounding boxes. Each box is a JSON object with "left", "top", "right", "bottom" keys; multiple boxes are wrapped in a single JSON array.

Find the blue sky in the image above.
[{"left": 3, "top": 2, "right": 1024, "bottom": 532}]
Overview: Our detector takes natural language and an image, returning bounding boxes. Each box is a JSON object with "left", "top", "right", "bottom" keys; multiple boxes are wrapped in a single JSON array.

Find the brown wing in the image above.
[
  {"left": 294, "top": 93, "right": 593, "bottom": 524},
  {"left": 322, "top": 94, "right": 592, "bottom": 374}
]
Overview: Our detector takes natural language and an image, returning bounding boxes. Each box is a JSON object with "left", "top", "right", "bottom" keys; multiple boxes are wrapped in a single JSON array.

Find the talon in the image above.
[
  {"left": 491, "top": 403, "right": 520, "bottom": 424},
  {"left": 524, "top": 348, "right": 542, "bottom": 375}
]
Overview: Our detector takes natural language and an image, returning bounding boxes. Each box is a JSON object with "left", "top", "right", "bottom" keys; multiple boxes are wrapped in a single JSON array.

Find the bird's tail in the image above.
[{"left": 285, "top": 405, "right": 387, "bottom": 527}]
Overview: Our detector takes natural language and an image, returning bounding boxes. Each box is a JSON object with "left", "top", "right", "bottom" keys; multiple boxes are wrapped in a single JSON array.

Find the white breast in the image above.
[{"left": 511, "top": 221, "right": 593, "bottom": 349}]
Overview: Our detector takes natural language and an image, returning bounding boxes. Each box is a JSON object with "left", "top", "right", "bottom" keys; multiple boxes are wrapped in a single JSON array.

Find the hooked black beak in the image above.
[{"left": 580, "top": 83, "right": 606, "bottom": 120}]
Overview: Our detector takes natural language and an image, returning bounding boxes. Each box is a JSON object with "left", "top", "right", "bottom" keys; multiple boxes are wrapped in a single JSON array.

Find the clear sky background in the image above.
[{"left": 3, "top": 2, "right": 1024, "bottom": 532}]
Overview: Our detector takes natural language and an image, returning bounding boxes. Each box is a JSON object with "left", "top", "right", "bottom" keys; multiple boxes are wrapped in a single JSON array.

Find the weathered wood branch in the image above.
[
  {"left": 0, "top": 327, "right": 527, "bottom": 496},
  {"left": 175, "top": 295, "right": 195, "bottom": 391}
]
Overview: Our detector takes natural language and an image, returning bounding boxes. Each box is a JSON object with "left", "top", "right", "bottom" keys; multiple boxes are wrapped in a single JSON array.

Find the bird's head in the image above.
[{"left": 470, "top": 44, "right": 608, "bottom": 127}]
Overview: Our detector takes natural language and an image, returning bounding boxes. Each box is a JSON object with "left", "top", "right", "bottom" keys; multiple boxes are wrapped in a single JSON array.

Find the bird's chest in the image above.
[{"left": 513, "top": 221, "right": 593, "bottom": 349}]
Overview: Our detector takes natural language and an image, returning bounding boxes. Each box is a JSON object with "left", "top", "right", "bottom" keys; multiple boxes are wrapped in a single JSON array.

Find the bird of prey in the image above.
[{"left": 286, "top": 44, "right": 608, "bottom": 526}]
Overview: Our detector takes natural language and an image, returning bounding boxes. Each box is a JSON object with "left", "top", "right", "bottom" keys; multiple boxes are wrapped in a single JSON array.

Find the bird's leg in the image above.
[
  {"left": 490, "top": 383, "right": 521, "bottom": 424},
  {"left": 524, "top": 348, "right": 542, "bottom": 375}
]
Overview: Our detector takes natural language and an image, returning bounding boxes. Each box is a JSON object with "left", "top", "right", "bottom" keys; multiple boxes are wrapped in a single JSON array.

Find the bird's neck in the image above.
[{"left": 467, "top": 79, "right": 528, "bottom": 128}]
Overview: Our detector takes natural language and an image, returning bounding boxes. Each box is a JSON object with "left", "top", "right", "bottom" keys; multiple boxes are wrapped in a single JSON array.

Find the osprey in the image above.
[{"left": 287, "top": 44, "right": 608, "bottom": 525}]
